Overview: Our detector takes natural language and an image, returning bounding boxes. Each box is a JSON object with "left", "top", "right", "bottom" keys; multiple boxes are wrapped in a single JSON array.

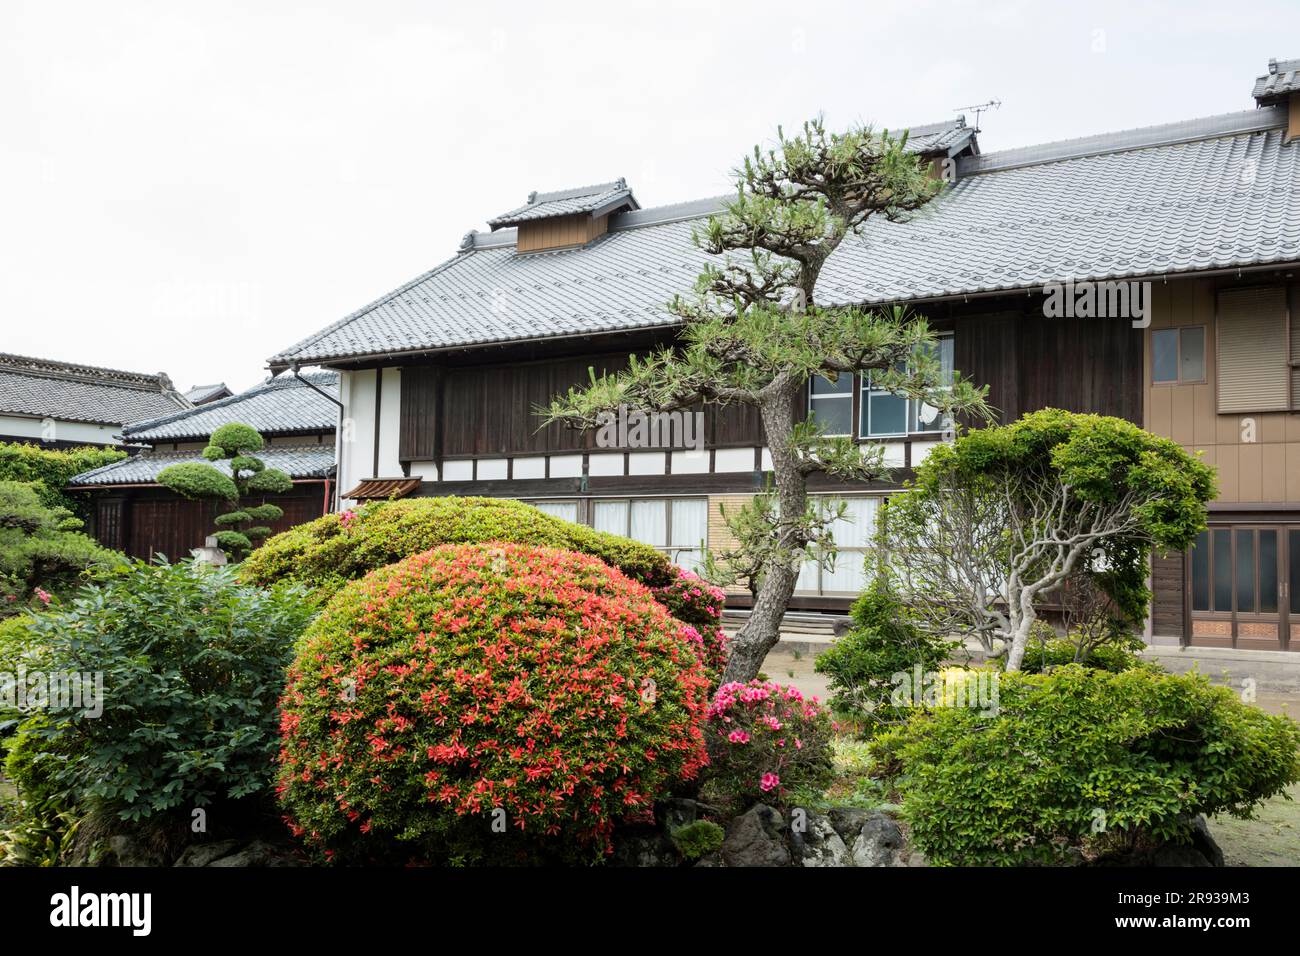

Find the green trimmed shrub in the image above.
[
  {"left": 10, "top": 560, "right": 315, "bottom": 823},
  {"left": 277, "top": 542, "right": 710, "bottom": 864},
  {"left": 208, "top": 423, "right": 263, "bottom": 455},
  {"left": 155, "top": 462, "right": 238, "bottom": 501},
  {"left": 872, "top": 665, "right": 1300, "bottom": 866},
  {"left": 815, "top": 585, "right": 960, "bottom": 731},
  {"left": 240, "top": 497, "right": 678, "bottom": 600},
  {"left": 158, "top": 422, "right": 293, "bottom": 560}
]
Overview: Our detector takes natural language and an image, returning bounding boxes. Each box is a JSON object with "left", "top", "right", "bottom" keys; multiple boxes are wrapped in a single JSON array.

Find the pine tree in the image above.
[
  {"left": 544, "top": 118, "right": 991, "bottom": 683},
  {"left": 157, "top": 422, "right": 293, "bottom": 560}
]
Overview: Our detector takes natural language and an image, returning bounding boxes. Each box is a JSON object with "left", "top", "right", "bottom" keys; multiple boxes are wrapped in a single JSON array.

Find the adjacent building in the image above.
[
  {"left": 266, "top": 59, "right": 1300, "bottom": 650},
  {"left": 69, "top": 371, "right": 339, "bottom": 560},
  {"left": 0, "top": 353, "right": 190, "bottom": 448}
]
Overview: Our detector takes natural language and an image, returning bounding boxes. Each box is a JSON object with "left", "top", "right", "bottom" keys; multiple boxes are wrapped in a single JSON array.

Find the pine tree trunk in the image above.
[{"left": 720, "top": 383, "right": 805, "bottom": 685}]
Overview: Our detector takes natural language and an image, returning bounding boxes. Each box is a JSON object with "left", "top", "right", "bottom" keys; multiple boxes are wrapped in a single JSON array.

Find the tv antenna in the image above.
[{"left": 955, "top": 99, "right": 1001, "bottom": 131}]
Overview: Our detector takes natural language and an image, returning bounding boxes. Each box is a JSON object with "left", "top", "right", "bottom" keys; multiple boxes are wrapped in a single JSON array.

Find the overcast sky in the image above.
[{"left": 1, "top": 1, "right": 1295, "bottom": 393}]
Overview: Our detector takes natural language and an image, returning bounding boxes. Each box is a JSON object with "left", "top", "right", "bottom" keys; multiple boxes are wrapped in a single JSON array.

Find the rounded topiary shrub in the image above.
[
  {"left": 872, "top": 665, "right": 1300, "bottom": 866},
  {"left": 703, "top": 680, "right": 836, "bottom": 809},
  {"left": 277, "top": 542, "right": 710, "bottom": 864},
  {"left": 240, "top": 497, "right": 677, "bottom": 600}
]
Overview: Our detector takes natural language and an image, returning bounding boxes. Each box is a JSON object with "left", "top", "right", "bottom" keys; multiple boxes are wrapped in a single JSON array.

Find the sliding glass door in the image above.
[{"left": 1188, "top": 524, "right": 1294, "bottom": 650}]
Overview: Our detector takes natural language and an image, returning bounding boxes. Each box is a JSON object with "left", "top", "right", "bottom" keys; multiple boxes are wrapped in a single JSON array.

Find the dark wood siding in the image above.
[
  {"left": 395, "top": 297, "right": 1144, "bottom": 462},
  {"left": 105, "top": 486, "right": 329, "bottom": 561},
  {"left": 1151, "top": 549, "right": 1186, "bottom": 638},
  {"left": 398, "top": 366, "right": 440, "bottom": 461}
]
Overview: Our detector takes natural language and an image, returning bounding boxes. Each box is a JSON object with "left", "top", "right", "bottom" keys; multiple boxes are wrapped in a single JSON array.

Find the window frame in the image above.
[
  {"left": 807, "top": 374, "right": 854, "bottom": 438},
  {"left": 1151, "top": 325, "right": 1207, "bottom": 386},
  {"left": 858, "top": 333, "right": 955, "bottom": 440}
]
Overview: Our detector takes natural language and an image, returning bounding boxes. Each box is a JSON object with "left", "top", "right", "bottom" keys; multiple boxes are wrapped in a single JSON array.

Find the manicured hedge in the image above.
[
  {"left": 277, "top": 542, "right": 711, "bottom": 863},
  {"left": 0, "top": 441, "right": 127, "bottom": 518},
  {"left": 240, "top": 497, "right": 677, "bottom": 599},
  {"left": 872, "top": 665, "right": 1300, "bottom": 865}
]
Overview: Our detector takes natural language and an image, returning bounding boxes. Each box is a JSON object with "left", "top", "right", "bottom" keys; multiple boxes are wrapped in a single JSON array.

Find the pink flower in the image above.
[
  {"left": 759, "top": 772, "right": 780, "bottom": 792},
  {"left": 339, "top": 509, "right": 358, "bottom": 529},
  {"left": 33, "top": 588, "right": 51, "bottom": 606},
  {"left": 727, "top": 729, "right": 750, "bottom": 744}
]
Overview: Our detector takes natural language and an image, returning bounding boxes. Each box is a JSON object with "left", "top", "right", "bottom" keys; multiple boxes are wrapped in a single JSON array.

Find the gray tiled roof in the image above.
[
  {"left": 487, "top": 180, "right": 639, "bottom": 228},
  {"left": 68, "top": 444, "right": 336, "bottom": 486},
  {"left": 1252, "top": 58, "right": 1300, "bottom": 103},
  {"left": 901, "top": 117, "right": 977, "bottom": 157},
  {"left": 184, "top": 383, "right": 232, "bottom": 405},
  {"left": 268, "top": 105, "right": 1300, "bottom": 368},
  {"left": 0, "top": 353, "right": 190, "bottom": 426},
  {"left": 123, "top": 371, "right": 338, "bottom": 442}
]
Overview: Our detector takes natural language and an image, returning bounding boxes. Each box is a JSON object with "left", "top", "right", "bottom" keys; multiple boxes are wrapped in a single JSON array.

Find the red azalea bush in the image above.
[
  {"left": 276, "top": 542, "right": 710, "bottom": 864},
  {"left": 648, "top": 568, "right": 729, "bottom": 681},
  {"left": 704, "top": 680, "right": 836, "bottom": 808}
]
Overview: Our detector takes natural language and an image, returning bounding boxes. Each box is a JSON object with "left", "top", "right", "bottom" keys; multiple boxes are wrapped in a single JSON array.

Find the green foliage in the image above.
[
  {"left": 671, "top": 820, "right": 724, "bottom": 860},
  {"left": 872, "top": 666, "right": 1300, "bottom": 865},
  {"left": 208, "top": 423, "right": 263, "bottom": 456},
  {"left": 10, "top": 560, "right": 315, "bottom": 823},
  {"left": 539, "top": 118, "right": 992, "bottom": 684},
  {"left": 0, "top": 481, "right": 123, "bottom": 613},
  {"left": 213, "top": 530, "right": 252, "bottom": 555},
  {"left": 878, "top": 409, "right": 1216, "bottom": 669},
  {"left": 245, "top": 468, "right": 292, "bottom": 494},
  {"left": 277, "top": 543, "right": 709, "bottom": 864},
  {"left": 156, "top": 462, "right": 238, "bottom": 501},
  {"left": 156, "top": 423, "right": 288, "bottom": 560},
  {"left": 0, "top": 726, "right": 81, "bottom": 866},
  {"left": 0, "top": 441, "right": 127, "bottom": 521},
  {"left": 1010, "top": 622, "right": 1153, "bottom": 675},
  {"left": 815, "top": 585, "right": 960, "bottom": 730},
  {"left": 240, "top": 496, "right": 676, "bottom": 600},
  {"left": 229, "top": 455, "right": 263, "bottom": 474}
]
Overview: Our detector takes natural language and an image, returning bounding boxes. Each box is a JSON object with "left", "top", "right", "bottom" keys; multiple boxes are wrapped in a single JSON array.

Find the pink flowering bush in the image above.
[
  {"left": 649, "top": 568, "right": 728, "bottom": 682},
  {"left": 703, "top": 680, "right": 836, "bottom": 808}
]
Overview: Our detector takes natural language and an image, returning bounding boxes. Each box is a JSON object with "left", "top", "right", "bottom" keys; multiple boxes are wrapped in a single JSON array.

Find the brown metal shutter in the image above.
[{"left": 1216, "top": 286, "right": 1289, "bottom": 413}]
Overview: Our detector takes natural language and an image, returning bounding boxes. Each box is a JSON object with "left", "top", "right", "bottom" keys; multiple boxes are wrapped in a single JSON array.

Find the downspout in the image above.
[{"left": 290, "top": 364, "right": 346, "bottom": 513}]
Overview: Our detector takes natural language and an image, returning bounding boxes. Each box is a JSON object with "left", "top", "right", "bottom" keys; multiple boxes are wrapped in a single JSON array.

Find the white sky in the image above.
[{"left": 1, "top": 0, "right": 1295, "bottom": 393}]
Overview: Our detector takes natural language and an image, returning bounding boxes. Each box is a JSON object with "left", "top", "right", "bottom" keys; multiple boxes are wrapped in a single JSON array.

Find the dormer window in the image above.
[{"left": 487, "top": 180, "right": 639, "bottom": 253}]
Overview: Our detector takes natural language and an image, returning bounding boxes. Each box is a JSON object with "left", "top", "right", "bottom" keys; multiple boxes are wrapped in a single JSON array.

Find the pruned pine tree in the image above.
[
  {"left": 544, "top": 118, "right": 991, "bottom": 683},
  {"left": 157, "top": 422, "right": 293, "bottom": 560}
]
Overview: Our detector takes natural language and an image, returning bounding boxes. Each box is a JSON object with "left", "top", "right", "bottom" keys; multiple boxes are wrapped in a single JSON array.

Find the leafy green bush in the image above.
[
  {"left": 671, "top": 820, "right": 724, "bottom": 860},
  {"left": 155, "top": 461, "right": 238, "bottom": 500},
  {"left": 0, "top": 480, "right": 123, "bottom": 613},
  {"left": 872, "top": 665, "right": 1300, "bottom": 866},
  {"left": 1012, "top": 627, "right": 1153, "bottom": 675},
  {"left": 703, "top": 680, "right": 836, "bottom": 809},
  {"left": 0, "top": 441, "right": 127, "bottom": 520},
  {"left": 815, "top": 585, "right": 959, "bottom": 730},
  {"left": 240, "top": 497, "right": 676, "bottom": 599},
  {"left": 277, "top": 542, "right": 709, "bottom": 864},
  {"left": 10, "top": 560, "right": 315, "bottom": 823}
]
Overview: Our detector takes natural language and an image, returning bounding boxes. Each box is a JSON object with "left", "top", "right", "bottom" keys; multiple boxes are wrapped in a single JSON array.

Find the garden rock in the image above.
[
  {"left": 173, "top": 840, "right": 244, "bottom": 867},
  {"left": 793, "top": 811, "right": 850, "bottom": 867},
  {"left": 720, "top": 804, "right": 790, "bottom": 867},
  {"left": 99, "top": 835, "right": 169, "bottom": 868},
  {"left": 203, "top": 840, "right": 304, "bottom": 867},
  {"left": 849, "top": 812, "right": 908, "bottom": 867},
  {"left": 611, "top": 833, "right": 681, "bottom": 868},
  {"left": 1191, "top": 815, "right": 1225, "bottom": 867}
]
